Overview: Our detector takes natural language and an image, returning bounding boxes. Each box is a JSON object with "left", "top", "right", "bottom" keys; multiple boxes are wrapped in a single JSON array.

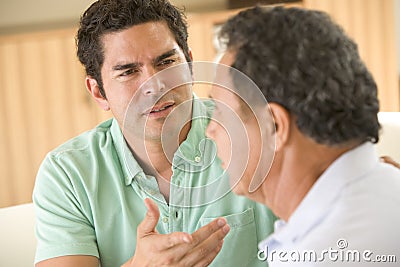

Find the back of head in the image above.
[
  {"left": 76, "top": 0, "right": 190, "bottom": 97},
  {"left": 219, "top": 6, "right": 380, "bottom": 146}
]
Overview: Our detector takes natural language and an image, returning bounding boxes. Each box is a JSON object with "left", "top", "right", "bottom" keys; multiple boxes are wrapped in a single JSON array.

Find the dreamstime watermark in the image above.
[{"left": 258, "top": 239, "right": 397, "bottom": 263}]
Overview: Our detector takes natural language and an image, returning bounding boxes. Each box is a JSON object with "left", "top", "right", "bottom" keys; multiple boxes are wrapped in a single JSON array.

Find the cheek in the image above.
[
  {"left": 229, "top": 123, "right": 262, "bottom": 195},
  {"left": 231, "top": 183, "right": 244, "bottom": 195},
  {"left": 173, "top": 84, "right": 192, "bottom": 99}
]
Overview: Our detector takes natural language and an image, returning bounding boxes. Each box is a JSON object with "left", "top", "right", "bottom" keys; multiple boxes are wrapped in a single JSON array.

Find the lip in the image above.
[{"left": 143, "top": 101, "right": 175, "bottom": 117}]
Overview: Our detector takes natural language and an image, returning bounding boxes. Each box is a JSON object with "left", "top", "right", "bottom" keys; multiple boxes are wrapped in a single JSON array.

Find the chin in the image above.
[
  {"left": 230, "top": 183, "right": 245, "bottom": 196},
  {"left": 230, "top": 182, "right": 260, "bottom": 201}
]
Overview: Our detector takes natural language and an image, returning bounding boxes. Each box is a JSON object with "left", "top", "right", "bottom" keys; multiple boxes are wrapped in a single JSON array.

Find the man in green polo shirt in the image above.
[{"left": 33, "top": 0, "right": 276, "bottom": 266}]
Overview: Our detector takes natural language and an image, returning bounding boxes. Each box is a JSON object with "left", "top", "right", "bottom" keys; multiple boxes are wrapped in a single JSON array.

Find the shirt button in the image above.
[
  {"left": 162, "top": 217, "right": 169, "bottom": 223},
  {"left": 194, "top": 156, "right": 201, "bottom": 163}
]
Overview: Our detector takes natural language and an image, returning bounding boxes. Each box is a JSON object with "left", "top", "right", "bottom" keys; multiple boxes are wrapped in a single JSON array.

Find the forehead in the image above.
[
  {"left": 213, "top": 50, "right": 264, "bottom": 118},
  {"left": 211, "top": 50, "right": 240, "bottom": 104},
  {"left": 210, "top": 85, "right": 243, "bottom": 116},
  {"left": 101, "top": 21, "right": 181, "bottom": 61}
]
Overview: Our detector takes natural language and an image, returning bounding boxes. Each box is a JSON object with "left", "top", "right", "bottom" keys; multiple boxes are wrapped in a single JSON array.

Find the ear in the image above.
[
  {"left": 187, "top": 48, "right": 195, "bottom": 85},
  {"left": 268, "top": 103, "right": 291, "bottom": 151},
  {"left": 85, "top": 76, "right": 110, "bottom": 111},
  {"left": 188, "top": 48, "right": 193, "bottom": 62}
]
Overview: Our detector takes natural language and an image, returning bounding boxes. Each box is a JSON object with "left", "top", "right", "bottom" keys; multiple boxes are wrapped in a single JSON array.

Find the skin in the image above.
[
  {"left": 380, "top": 156, "right": 400, "bottom": 168},
  {"left": 36, "top": 21, "right": 230, "bottom": 267},
  {"left": 207, "top": 51, "right": 272, "bottom": 203},
  {"left": 206, "top": 84, "right": 264, "bottom": 198},
  {"left": 90, "top": 21, "right": 194, "bottom": 201}
]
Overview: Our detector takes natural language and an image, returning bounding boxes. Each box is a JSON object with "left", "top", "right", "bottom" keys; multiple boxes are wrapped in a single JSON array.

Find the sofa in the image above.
[{"left": 0, "top": 203, "right": 36, "bottom": 266}]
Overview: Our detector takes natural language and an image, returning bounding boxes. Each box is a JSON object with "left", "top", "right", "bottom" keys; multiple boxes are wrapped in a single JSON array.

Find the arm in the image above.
[
  {"left": 33, "top": 154, "right": 100, "bottom": 266},
  {"left": 36, "top": 255, "right": 99, "bottom": 267}
]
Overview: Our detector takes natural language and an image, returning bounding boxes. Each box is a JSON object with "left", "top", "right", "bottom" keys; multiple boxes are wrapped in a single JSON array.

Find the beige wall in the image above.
[
  {"left": 0, "top": 0, "right": 227, "bottom": 34},
  {"left": 395, "top": 0, "right": 400, "bottom": 74}
]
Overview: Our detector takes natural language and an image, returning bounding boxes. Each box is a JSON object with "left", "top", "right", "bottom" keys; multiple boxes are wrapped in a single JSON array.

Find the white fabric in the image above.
[
  {"left": 375, "top": 112, "right": 400, "bottom": 162},
  {"left": 259, "top": 142, "right": 400, "bottom": 266},
  {"left": 0, "top": 203, "right": 36, "bottom": 267}
]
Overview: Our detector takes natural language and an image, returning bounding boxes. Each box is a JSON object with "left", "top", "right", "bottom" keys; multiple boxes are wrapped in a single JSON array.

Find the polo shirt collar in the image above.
[
  {"left": 260, "top": 142, "right": 378, "bottom": 250},
  {"left": 173, "top": 95, "right": 211, "bottom": 166},
  {"left": 110, "top": 118, "right": 143, "bottom": 185},
  {"left": 110, "top": 94, "right": 212, "bottom": 186}
]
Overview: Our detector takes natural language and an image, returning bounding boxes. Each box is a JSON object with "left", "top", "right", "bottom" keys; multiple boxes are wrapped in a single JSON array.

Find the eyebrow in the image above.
[
  {"left": 112, "top": 49, "right": 179, "bottom": 72},
  {"left": 153, "top": 49, "right": 178, "bottom": 64},
  {"left": 112, "top": 62, "right": 141, "bottom": 71}
]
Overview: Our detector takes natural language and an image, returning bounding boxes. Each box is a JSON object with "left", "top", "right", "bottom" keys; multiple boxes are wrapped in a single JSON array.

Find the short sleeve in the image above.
[{"left": 33, "top": 153, "right": 99, "bottom": 264}]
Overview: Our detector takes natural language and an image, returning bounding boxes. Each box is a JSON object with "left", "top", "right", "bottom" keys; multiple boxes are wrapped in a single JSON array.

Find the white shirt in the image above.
[{"left": 258, "top": 142, "right": 400, "bottom": 266}]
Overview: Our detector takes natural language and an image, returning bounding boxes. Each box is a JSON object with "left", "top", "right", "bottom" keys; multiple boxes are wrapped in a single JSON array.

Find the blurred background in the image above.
[{"left": 1, "top": 0, "right": 399, "bottom": 208}]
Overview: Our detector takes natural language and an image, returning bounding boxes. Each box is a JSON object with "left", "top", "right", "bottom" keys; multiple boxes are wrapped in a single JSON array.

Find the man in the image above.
[
  {"left": 207, "top": 6, "right": 400, "bottom": 266},
  {"left": 33, "top": 0, "right": 275, "bottom": 266}
]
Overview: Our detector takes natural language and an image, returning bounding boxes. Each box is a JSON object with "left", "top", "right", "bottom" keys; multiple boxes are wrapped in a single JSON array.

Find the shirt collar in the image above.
[
  {"left": 173, "top": 94, "right": 213, "bottom": 166},
  {"left": 259, "top": 142, "right": 378, "bottom": 250},
  {"left": 111, "top": 94, "right": 213, "bottom": 186},
  {"left": 110, "top": 118, "right": 143, "bottom": 185}
]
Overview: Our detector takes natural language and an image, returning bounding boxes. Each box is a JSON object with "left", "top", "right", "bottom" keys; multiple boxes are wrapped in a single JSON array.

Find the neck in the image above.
[
  {"left": 125, "top": 120, "right": 191, "bottom": 202},
  {"left": 263, "top": 136, "right": 357, "bottom": 222}
]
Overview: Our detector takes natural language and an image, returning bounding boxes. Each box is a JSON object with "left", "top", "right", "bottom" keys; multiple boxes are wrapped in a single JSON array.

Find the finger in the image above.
[
  {"left": 153, "top": 231, "right": 193, "bottom": 251},
  {"left": 154, "top": 219, "right": 228, "bottom": 263},
  {"left": 183, "top": 222, "right": 230, "bottom": 266},
  {"left": 191, "top": 218, "right": 228, "bottom": 246},
  {"left": 137, "top": 198, "right": 160, "bottom": 237},
  {"left": 144, "top": 233, "right": 194, "bottom": 265},
  {"left": 380, "top": 156, "right": 400, "bottom": 168},
  {"left": 192, "top": 240, "right": 224, "bottom": 267}
]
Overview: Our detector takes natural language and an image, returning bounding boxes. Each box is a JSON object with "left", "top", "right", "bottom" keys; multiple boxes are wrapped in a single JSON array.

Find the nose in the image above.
[{"left": 141, "top": 67, "right": 165, "bottom": 96}]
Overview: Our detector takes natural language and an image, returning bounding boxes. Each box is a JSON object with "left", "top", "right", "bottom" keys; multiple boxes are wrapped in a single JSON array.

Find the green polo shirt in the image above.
[{"left": 33, "top": 97, "right": 276, "bottom": 267}]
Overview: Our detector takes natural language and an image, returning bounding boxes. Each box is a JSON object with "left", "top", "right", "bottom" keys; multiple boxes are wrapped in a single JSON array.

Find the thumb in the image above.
[{"left": 138, "top": 198, "right": 160, "bottom": 237}]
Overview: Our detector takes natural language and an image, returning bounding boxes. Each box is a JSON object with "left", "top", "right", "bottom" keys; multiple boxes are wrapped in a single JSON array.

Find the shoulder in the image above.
[
  {"left": 36, "top": 118, "right": 119, "bottom": 184},
  {"left": 34, "top": 118, "right": 124, "bottom": 205},
  {"left": 50, "top": 119, "right": 114, "bottom": 157}
]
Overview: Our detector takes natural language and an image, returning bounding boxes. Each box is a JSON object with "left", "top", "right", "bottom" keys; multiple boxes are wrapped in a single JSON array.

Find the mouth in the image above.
[{"left": 144, "top": 101, "right": 175, "bottom": 117}]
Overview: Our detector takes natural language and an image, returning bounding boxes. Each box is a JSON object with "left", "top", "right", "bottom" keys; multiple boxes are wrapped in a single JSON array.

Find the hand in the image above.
[
  {"left": 380, "top": 156, "right": 400, "bottom": 169},
  {"left": 122, "top": 198, "right": 230, "bottom": 267}
]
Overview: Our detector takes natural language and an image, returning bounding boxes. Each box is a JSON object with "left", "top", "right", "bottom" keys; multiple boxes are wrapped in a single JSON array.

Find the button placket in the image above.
[
  {"left": 169, "top": 163, "right": 187, "bottom": 232},
  {"left": 174, "top": 210, "right": 180, "bottom": 220}
]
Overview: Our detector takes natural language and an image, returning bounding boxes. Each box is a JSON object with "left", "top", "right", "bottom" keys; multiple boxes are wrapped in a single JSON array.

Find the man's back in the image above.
[{"left": 260, "top": 143, "right": 400, "bottom": 266}]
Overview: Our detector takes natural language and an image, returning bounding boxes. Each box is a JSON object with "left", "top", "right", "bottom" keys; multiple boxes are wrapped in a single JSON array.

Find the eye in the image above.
[
  {"left": 120, "top": 69, "right": 136, "bottom": 77},
  {"left": 158, "top": 59, "right": 175, "bottom": 67}
]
